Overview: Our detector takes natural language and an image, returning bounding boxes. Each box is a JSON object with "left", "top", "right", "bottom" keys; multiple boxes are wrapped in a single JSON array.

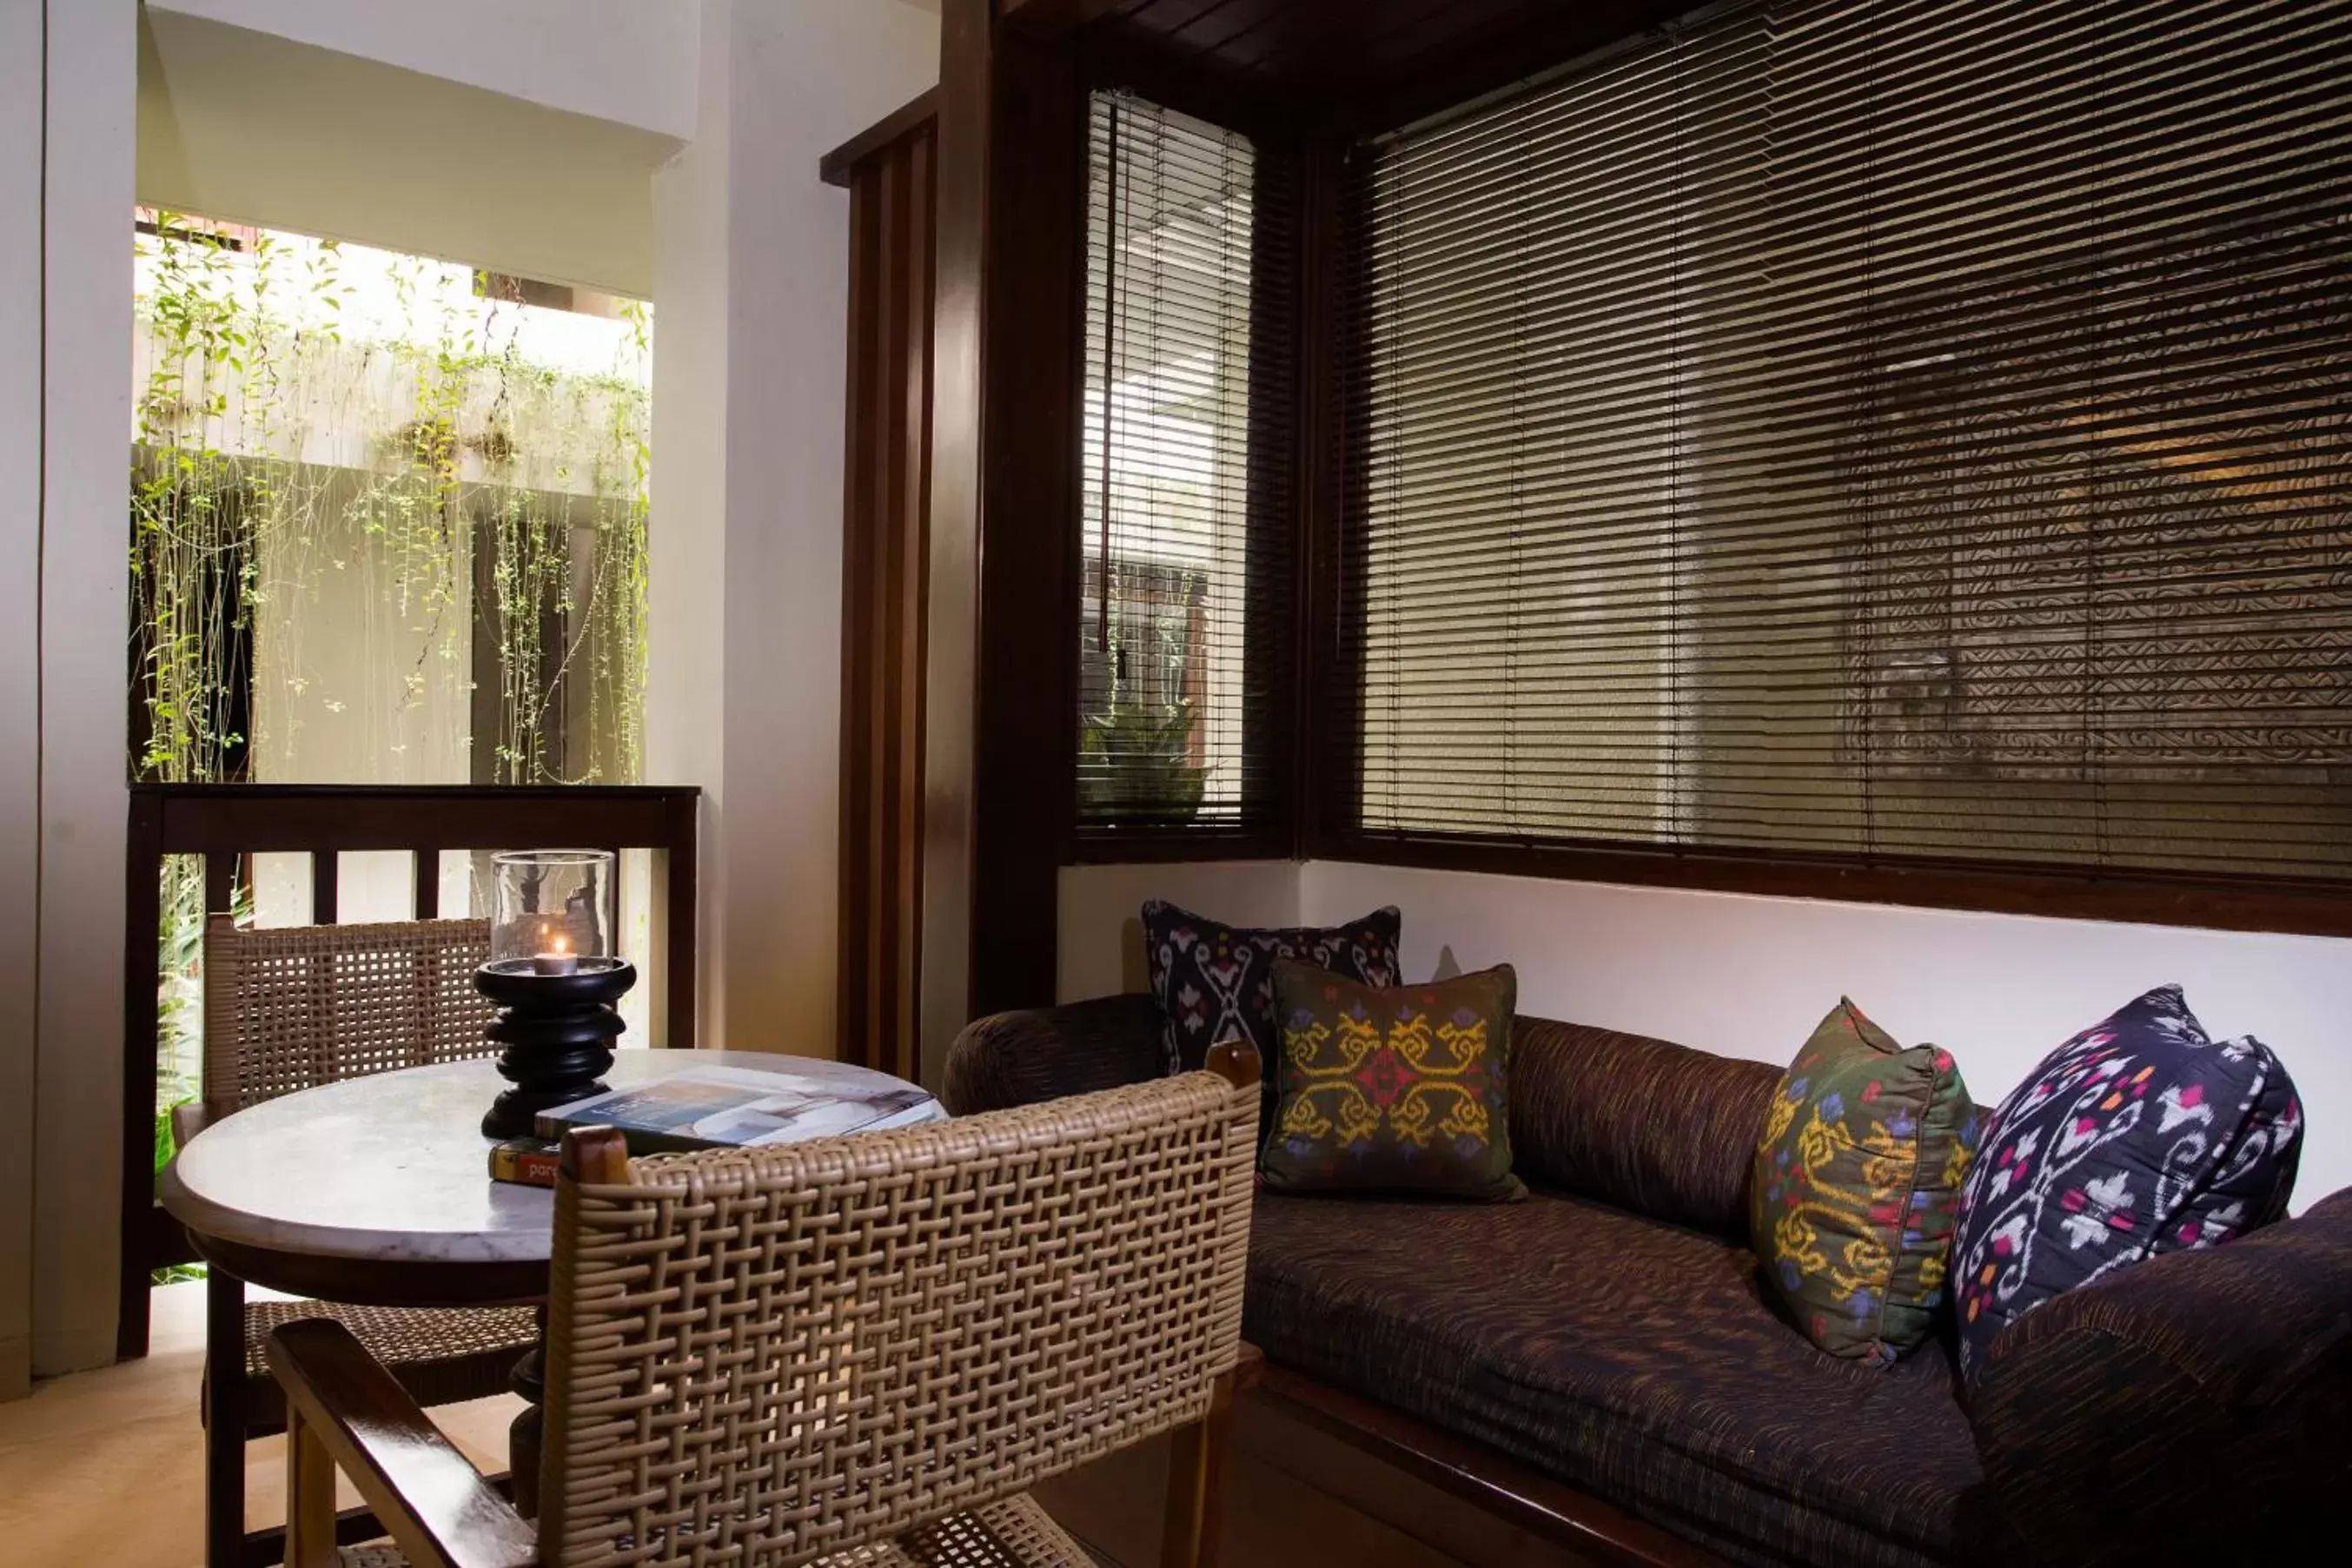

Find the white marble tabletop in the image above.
[{"left": 160, "top": 1051, "right": 942, "bottom": 1266}]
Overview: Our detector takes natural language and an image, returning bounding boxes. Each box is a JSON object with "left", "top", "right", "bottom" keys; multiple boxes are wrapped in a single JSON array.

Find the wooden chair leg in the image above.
[
  {"left": 204, "top": 1266, "right": 248, "bottom": 1568},
  {"left": 283, "top": 1406, "right": 339, "bottom": 1568},
  {"left": 1160, "top": 1369, "right": 1238, "bottom": 1568}
]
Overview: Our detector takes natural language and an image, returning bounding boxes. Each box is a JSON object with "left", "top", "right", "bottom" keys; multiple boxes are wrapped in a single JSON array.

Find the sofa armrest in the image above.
[
  {"left": 942, "top": 993, "right": 1166, "bottom": 1115},
  {"left": 1962, "top": 1188, "right": 2352, "bottom": 1565}
]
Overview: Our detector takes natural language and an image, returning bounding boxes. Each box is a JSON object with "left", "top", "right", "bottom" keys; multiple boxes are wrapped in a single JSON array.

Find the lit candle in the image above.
[{"left": 531, "top": 932, "right": 580, "bottom": 976}]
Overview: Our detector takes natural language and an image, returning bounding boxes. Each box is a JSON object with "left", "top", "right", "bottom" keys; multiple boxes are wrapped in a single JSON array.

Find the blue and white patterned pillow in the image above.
[
  {"left": 1140, "top": 901, "right": 1401, "bottom": 1088},
  {"left": 1950, "top": 984, "right": 2302, "bottom": 1382}
]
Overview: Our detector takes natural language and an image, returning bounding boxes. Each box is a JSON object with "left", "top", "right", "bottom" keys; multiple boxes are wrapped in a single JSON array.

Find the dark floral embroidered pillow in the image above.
[
  {"left": 1262, "top": 961, "right": 1523, "bottom": 1201},
  {"left": 1950, "top": 983, "right": 2302, "bottom": 1383},
  {"left": 1752, "top": 1000, "right": 1979, "bottom": 1366},
  {"left": 1140, "top": 901, "right": 1401, "bottom": 1091}
]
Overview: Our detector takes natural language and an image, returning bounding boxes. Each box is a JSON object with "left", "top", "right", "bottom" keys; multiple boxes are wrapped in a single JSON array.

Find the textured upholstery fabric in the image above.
[
  {"left": 1752, "top": 1001, "right": 1978, "bottom": 1364},
  {"left": 1246, "top": 1189, "right": 1978, "bottom": 1568},
  {"left": 941, "top": 995, "right": 1164, "bottom": 1116},
  {"left": 1963, "top": 1188, "right": 2352, "bottom": 1565},
  {"left": 945, "top": 994, "right": 2352, "bottom": 1567},
  {"left": 1262, "top": 963, "right": 1523, "bottom": 1201},
  {"left": 1951, "top": 983, "right": 2302, "bottom": 1380},
  {"left": 1507, "top": 1016, "right": 1782, "bottom": 1239}
]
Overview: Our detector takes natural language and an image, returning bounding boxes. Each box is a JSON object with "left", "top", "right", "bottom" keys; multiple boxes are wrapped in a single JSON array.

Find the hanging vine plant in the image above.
[{"left": 131, "top": 210, "right": 654, "bottom": 1224}]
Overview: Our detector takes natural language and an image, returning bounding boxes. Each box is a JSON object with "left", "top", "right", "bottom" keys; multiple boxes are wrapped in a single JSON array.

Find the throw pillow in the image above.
[
  {"left": 1260, "top": 960, "right": 1524, "bottom": 1201},
  {"left": 1949, "top": 983, "right": 2302, "bottom": 1382},
  {"left": 1752, "top": 1000, "right": 1979, "bottom": 1366},
  {"left": 1140, "top": 900, "right": 1402, "bottom": 1081}
]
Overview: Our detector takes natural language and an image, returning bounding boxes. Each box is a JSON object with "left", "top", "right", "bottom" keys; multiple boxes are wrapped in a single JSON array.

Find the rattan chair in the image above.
[
  {"left": 264, "top": 1044, "right": 1263, "bottom": 1568},
  {"left": 187, "top": 915, "right": 541, "bottom": 1560}
]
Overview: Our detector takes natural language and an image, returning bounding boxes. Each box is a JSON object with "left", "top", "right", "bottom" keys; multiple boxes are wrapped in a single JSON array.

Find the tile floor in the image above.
[
  {"left": 0, "top": 1286, "right": 1528, "bottom": 1568},
  {"left": 0, "top": 1280, "right": 514, "bottom": 1568}
]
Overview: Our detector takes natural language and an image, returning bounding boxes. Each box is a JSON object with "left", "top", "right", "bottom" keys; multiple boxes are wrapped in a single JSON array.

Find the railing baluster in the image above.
[
  {"left": 311, "top": 851, "right": 340, "bottom": 926},
  {"left": 203, "top": 850, "right": 236, "bottom": 916},
  {"left": 413, "top": 848, "right": 440, "bottom": 920}
]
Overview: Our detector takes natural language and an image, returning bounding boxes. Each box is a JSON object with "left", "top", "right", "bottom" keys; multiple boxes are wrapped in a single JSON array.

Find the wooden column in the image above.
[
  {"left": 923, "top": 0, "right": 1085, "bottom": 1078},
  {"left": 828, "top": 98, "right": 938, "bottom": 1083}
]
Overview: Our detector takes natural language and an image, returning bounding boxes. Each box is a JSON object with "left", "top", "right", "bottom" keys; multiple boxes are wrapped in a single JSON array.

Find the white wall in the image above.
[
  {"left": 138, "top": 6, "right": 684, "bottom": 295},
  {"left": 0, "top": 0, "right": 43, "bottom": 1402},
  {"left": 1059, "top": 859, "right": 2352, "bottom": 1209},
  {"left": 30, "top": 0, "right": 138, "bottom": 1379},
  {"left": 1057, "top": 862, "right": 1302, "bottom": 1002},
  {"left": 645, "top": 0, "right": 938, "bottom": 1059}
]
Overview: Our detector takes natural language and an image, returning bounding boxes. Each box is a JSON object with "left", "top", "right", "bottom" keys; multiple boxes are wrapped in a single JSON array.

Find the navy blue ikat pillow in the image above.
[
  {"left": 1949, "top": 984, "right": 2302, "bottom": 1382},
  {"left": 1140, "top": 901, "right": 1402, "bottom": 1137}
]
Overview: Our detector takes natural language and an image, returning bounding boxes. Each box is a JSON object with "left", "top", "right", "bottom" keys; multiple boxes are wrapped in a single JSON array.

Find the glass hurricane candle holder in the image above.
[
  {"left": 489, "top": 848, "right": 618, "bottom": 974},
  {"left": 476, "top": 850, "right": 636, "bottom": 1139}
]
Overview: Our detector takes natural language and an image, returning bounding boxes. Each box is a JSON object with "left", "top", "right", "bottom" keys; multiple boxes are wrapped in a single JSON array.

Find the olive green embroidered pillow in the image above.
[
  {"left": 1752, "top": 999, "right": 1978, "bottom": 1365},
  {"left": 1262, "top": 961, "right": 1524, "bottom": 1201}
]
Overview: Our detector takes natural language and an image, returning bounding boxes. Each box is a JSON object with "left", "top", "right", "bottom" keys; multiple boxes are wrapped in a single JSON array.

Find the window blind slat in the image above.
[{"left": 1341, "top": 0, "right": 2352, "bottom": 875}]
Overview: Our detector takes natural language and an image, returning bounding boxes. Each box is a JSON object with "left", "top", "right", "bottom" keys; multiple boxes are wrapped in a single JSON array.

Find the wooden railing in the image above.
[{"left": 119, "top": 783, "right": 700, "bottom": 1360}]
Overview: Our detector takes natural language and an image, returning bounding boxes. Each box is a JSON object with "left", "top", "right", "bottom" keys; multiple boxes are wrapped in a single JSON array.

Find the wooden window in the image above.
[
  {"left": 1079, "top": 89, "right": 1296, "bottom": 839},
  {"left": 1329, "top": 0, "right": 2352, "bottom": 924}
]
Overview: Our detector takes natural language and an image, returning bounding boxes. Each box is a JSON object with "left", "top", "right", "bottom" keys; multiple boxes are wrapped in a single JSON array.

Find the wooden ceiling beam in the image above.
[{"left": 999, "top": 0, "right": 1130, "bottom": 39}]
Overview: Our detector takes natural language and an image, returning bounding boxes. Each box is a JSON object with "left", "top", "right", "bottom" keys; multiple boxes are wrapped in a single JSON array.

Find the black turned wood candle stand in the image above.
[{"left": 475, "top": 960, "right": 636, "bottom": 1139}]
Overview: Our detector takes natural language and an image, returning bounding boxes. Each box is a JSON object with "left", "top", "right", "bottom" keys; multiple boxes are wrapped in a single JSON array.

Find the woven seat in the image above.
[
  {"left": 237, "top": 1300, "right": 540, "bottom": 1419},
  {"left": 267, "top": 1055, "right": 1262, "bottom": 1568},
  {"left": 331, "top": 1495, "right": 1096, "bottom": 1568}
]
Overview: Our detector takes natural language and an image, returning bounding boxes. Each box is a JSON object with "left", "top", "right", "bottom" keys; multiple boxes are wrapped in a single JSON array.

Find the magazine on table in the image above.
[{"left": 534, "top": 1066, "right": 937, "bottom": 1154}]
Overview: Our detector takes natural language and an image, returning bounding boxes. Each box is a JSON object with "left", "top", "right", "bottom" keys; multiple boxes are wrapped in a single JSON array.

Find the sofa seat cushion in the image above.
[{"left": 1245, "top": 1190, "right": 1980, "bottom": 1568}]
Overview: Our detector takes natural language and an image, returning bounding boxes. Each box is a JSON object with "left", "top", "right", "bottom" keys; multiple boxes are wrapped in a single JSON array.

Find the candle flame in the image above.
[{"left": 550, "top": 933, "right": 570, "bottom": 956}]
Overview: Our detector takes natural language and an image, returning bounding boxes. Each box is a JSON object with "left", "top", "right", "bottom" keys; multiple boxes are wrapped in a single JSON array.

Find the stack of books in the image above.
[{"left": 489, "top": 1066, "right": 935, "bottom": 1186}]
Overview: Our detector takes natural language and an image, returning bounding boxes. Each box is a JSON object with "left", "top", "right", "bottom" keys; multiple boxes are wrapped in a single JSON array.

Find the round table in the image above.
[{"left": 162, "top": 1049, "right": 942, "bottom": 1565}]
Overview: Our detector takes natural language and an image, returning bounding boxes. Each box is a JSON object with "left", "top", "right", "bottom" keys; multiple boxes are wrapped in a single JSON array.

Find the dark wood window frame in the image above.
[
  {"left": 1297, "top": 3, "right": 2352, "bottom": 943},
  {"left": 1024, "top": 4, "right": 2352, "bottom": 945},
  {"left": 1064, "top": 58, "right": 1309, "bottom": 866}
]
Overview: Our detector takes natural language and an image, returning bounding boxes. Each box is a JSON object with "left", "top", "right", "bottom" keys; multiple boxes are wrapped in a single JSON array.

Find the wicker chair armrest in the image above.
[
  {"left": 942, "top": 992, "right": 1168, "bottom": 1115},
  {"left": 169, "top": 1100, "right": 215, "bottom": 1150},
  {"left": 266, "top": 1319, "right": 538, "bottom": 1568}
]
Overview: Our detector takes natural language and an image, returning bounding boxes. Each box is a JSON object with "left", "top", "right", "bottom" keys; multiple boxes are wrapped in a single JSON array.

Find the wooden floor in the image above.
[{"left": 0, "top": 1285, "right": 1582, "bottom": 1568}]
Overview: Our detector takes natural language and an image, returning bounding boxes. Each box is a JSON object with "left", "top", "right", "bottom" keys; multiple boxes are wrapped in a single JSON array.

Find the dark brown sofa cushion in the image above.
[
  {"left": 1509, "top": 1017, "right": 1782, "bottom": 1240},
  {"left": 1246, "top": 1189, "right": 1979, "bottom": 1568}
]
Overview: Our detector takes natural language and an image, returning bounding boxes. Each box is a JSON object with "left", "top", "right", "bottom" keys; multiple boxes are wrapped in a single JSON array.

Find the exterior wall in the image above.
[
  {"left": 145, "top": 0, "right": 701, "bottom": 142},
  {"left": 136, "top": 7, "right": 681, "bottom": 296}
]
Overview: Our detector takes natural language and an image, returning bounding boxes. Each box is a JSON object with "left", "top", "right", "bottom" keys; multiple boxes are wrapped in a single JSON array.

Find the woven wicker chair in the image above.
[
  {"left": 263, "top": 1045, "right": 1263, "bottom": 1568},
  {"left": 187, "top": 916, "right": 541, "bottom": 1558}
]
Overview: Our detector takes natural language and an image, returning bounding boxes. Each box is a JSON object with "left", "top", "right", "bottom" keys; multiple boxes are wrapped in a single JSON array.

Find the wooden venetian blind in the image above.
[
  {"left": 1342, "top": 0, "right": 2352, "bottom": 880},
  {"left": 1079, "top": 89, "right": 1295, "bottom": 834}
]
